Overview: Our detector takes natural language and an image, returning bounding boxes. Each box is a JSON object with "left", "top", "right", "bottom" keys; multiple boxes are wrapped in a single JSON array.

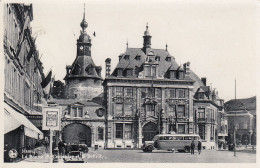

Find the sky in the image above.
[{"left": 26, "top": 0, "right": 257, "bottom": 101}]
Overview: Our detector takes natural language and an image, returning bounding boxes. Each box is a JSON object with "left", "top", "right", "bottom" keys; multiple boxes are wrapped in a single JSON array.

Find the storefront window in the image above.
[
  {"left": 116, "top": 124, "right": 123, "bottom": 139},
  {"left": 198, "top": 125, "right": 205, "bottom": 140},
  {"left": 124, "top": 124, "right": 132, "bottom": 139}
]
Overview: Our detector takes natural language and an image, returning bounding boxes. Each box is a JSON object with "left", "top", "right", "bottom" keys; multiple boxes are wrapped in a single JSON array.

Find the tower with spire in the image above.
[
  {"left": 64, "top": 5, "right": 102, "bottom": 100},
  {"left": 143, "top": 23, "right": 152, "bottom": 54}
]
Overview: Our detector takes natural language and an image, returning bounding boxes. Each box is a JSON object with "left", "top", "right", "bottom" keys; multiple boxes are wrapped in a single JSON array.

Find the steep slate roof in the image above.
[
  {"left": 111, "top": 48, "right": 179, "bottom": 78},
  {"left": 65, "top": 55, "right": 101, "bottom": 79},
  {"left": 224, "top": 96, "right": 256, "bottom": 115}
]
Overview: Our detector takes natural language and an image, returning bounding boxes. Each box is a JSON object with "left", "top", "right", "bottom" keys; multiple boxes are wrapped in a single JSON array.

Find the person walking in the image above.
[
  {"left": 198, "top": 141, "right": 202, "bottom": 155},
  {"left": 191, "top": 140, "right": 195, "bottom": 155}
]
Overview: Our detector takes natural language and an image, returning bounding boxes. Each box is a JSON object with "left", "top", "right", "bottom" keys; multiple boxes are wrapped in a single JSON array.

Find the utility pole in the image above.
[{"left": 233, "top": 79, "right": 237, "bottom": 157}]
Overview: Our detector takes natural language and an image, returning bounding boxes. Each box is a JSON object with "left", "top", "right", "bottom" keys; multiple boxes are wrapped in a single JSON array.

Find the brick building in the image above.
[
  {"left": 51, "top": 9, "right": 106, "bottom": 148},
  {"left": 3, "top": 3, "right": 44, "bottom": 159},
  {"left": 103, "top": 25, "right": 227, "bottom": 149},
  {"left": 225, "top": 96, "right": 256, "bottom": 145}
]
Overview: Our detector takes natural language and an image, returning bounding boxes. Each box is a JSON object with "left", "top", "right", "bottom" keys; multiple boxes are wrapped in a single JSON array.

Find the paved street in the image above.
[
  {"left": 20, "top": 147, "right": 256, "bottom": 163},
  {"left": 83, "top": 148, "right": 256, "bottom": 163}
]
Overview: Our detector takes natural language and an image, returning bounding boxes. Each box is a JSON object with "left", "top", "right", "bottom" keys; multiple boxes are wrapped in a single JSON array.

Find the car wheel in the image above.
[
  {"left": 184, "top": 146, "right": 190, "bottom": 153},
  {"left": 146, "top": 146, "right": 153, "bottom": 153},
  {"left": 143, "top": 148, "right": 147, "bottom": 152}
]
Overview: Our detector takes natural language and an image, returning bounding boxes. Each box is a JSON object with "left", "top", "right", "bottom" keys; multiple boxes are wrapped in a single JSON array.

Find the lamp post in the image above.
[{"left": 233, "top": 79, "right": 237, "bottom": 157}]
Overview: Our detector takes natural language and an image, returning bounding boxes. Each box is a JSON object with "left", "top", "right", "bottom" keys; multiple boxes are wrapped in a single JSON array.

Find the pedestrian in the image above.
[
  {"left": 58, "top": 140, "right": 65, "bottom": 157},
  {"left": 198, "top": 141, "right": 202, "bottom": 155},
  {"left": 190, "top": 140, "right": 195, "bottom": 155}
]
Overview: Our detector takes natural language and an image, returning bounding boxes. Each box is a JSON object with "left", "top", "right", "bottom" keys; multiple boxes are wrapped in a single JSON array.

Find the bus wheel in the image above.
[
  {"left": 143, "top": 148, "right": 147, "bottom": 153},
  {"left": 184, "top": 146, "right": 190, "bottom": 153},
  {"left": 146, "top": 146, "right": 153, "bottom": 153}
]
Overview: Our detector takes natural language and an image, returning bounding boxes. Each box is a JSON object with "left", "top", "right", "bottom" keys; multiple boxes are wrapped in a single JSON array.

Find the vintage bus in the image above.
[{"left": 142, "top": 134, "right": 201, "bottom": 153}]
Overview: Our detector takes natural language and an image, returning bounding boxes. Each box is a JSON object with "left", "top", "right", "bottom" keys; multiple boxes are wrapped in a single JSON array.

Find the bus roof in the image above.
[{"left": 155, "top": 134, "right": 200, "bottom": 137}]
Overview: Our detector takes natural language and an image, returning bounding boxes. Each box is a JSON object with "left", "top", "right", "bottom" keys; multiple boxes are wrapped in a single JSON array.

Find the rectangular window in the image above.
[
  {"left": 115, "top": 104, "right": 123, "bottom": 116},
  {"left": 125, "top": 87, "right": 133, "bottom": 97},
  {"left": 78, "top": 108, "right": 83, "bottom": 117},
  {"left": 169, "top": 89, "right": 175, "bottom": 98},
  {"left": 124, "top": 124, "right": 132, "bottom": 139},
  {"left": 124, "top": 104, "right": 133, "bottom": 116},
  {"left": 198, "top": 125, "right": 205, "bottom": 140},
  {"left": 144, "top": 66, "right": 151, "bottom": 76},
  {"left": 151, "top": 66, "right": 156, "bottom": 76},
  {"left": 168, "top": 106, "right": 175, "bottom": 117},
  {"left": 146, "top": 104, "right": 154, "bottom": 116},
  {"left": 170, "top": 71, "right": 175, "bottom": 79},
  {"left": 177, "top": 89, "right": 185, "bottom": 98},
  {"left": 178, "top": 124, "right": 185, "bottom": 134},
  {"left": 115, "top": 87, "right": 123, "bottom": 96},
  {"left": 141, "top": 88, "right": 146, "bottom": 98},
  {"left": 177, "top": 105, "right": 185, "bottom": 118},
  {"left": 155, "top": 88, "right": 162, "bottom": 98},
  {"left": 148, "top": 88, "right": 154, "bottom": 97},
  {"left": 198, "top": 108, "right": 205, "bottom": 118},
  {"left": 71, "top": 107, "right": 77, "bottom": 117},
  {"left": 126, "top": 69, "right": 133, "bottom": 76},
  {"left": 117, "top": 69, "right": 123, "bottom": 76},
  {"left": 116, "top": 123, "right": 123, "bottom": 139},
  {"left": 98, "top": 127, "right": 104, "bottom": 140}
]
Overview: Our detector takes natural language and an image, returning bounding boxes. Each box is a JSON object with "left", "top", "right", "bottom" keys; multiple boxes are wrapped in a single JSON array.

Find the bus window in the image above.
[
  {"left": 159, "top": 136, "right": 164, "bottom": 140},
  {"left": 168, "top": 136, "right": 174, "bottom": 140},
  {"left": 164, "top": 136, "right": 170, "bottom": 140},
  {"left": 184, "top": 136, "right": 192, "bottom": 140},
  {"left": 176, "top": 136, "right": 183, "bottom": 140},
  {"left": 152, "top": 136, "right": 159, "bottom": 141}
]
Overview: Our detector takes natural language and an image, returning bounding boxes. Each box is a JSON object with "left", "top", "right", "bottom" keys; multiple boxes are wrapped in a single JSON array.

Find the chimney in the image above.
[
  {"left": 105, "top": 58, "right": 111, "bottom": 77},
  {"left": 184, "top": 62, "right": 191, "bottom": 75},
  {"left": 201, "top": 77, "right": 207, "bottom": 86}
]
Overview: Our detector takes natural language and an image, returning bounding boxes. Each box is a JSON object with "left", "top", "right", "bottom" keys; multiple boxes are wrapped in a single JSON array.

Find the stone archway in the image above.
[
  {"left": 62, "top": 123, "right": 92, "bottom": 147},
  {"left": 142, "top": 122, "right": 159, "bottom": 143}
]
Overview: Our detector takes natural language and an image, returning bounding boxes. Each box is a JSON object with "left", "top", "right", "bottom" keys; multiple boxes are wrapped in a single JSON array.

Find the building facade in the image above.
[
  {"left": 103, "top": 25, "right": 227, "bottom": 149},
  {"left": 3, "top": 3, "right": 44, "bottom": 159},
  {"left": 51, "top": 9, "right": 106, "bottom": 148},
  {"left": 225, "top": 96, "right": 256, "bottom": 145}
]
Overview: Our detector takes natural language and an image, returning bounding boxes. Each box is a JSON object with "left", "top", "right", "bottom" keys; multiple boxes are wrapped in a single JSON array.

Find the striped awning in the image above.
[{"left": 4, "top": 103, "right": 43, "bottom": 139}]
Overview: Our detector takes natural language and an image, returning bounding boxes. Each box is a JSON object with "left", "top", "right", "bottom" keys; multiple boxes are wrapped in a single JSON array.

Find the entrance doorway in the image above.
[
  {"left": 142, "top": 122, "right": 159, "bottom": 143},
  {"left": 62, "top": 124, "right": 92, "bottom": 146}
]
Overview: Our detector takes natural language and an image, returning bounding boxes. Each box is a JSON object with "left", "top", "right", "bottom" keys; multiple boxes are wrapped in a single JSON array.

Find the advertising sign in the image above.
[{"left": 42, "top": 106, "right": 61, "bottom": 130}]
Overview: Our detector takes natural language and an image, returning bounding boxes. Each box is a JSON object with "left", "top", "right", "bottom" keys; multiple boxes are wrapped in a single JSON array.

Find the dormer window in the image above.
[
  {"left": 70, "top": 106, "right": 84, "bottom": 118},
  {"left": 117, "top": 69, "right": 123, "bottom": 77},
  {"left": 170, "top": 71, "right": 176, "bottom": 79},
  {"left": 126, "top": 69, "right": 133, "bottom": 77},
  {"left": 155, "top": 56, "right": 160, "bottom": 61},
  {"left": 166, "top": 56, "right": 171, "bottom": 62},
  {"left": 144, "top": 65, "right": 156, "bottom": 77},
  {"left": 135, "top": 55, "right": 141, "bottom": 60},
  {"left": 124, "top": 55, "right": 130, "bottom": 60},
  {"left": 119, "top": 55, "right": 122, "bottom": 61},
  {"left": 178, "top": 71, "right": 184, "bottom": 79}
]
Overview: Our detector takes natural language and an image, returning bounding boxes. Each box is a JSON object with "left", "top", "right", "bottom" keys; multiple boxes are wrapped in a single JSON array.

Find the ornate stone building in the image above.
[
  {"left": 225, "top": 96, "right": 256, "bottom": 145},
  {"left": 52, "top": 9, "right": 105, "bottom": 148},
  {"left": 103, "top": 25, "right": 226, "bottom": 149},
  {"left": 3, "top": 3, "right": 44, "bottom": 159}
]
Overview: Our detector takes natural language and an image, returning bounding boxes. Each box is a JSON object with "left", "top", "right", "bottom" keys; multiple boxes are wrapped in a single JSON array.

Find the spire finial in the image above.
[
  {"left": 146, "top": 23, "right": 149, "bottom": 30},
  {"left": 83, "top": 3, "right": 86, "bottom": 20},
  {"left": 126, "top": 38, "right": 128, "bottom": 48},
  {"left": 166, "top": 43, "right": 168, "bottom": 51}
]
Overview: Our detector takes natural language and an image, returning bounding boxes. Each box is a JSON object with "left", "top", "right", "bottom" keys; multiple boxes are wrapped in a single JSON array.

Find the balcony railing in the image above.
[
  {"left": 112, "top": 96, "right": 135, "bottom": 103},
  {"left": 143, "top": 97, "right": 158, "bottom": 105}
]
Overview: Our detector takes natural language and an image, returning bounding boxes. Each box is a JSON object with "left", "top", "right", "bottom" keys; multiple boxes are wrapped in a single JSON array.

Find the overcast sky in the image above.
[{"left": 27, "top": 0, "right": 257, "bottom": 101}]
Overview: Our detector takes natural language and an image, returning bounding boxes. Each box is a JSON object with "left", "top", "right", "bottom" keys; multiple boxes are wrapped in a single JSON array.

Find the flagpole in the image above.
[{"left": 233, "top": 79, "right": 237, "bottom": 157}]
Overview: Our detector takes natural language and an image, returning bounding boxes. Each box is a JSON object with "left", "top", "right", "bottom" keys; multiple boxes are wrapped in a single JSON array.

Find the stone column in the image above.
[
  {"left": 248, "top": 132, "right": 252, "bottom": 145},
  {"left": 138, "top": 120, "right": 142, "bottom": 148}
]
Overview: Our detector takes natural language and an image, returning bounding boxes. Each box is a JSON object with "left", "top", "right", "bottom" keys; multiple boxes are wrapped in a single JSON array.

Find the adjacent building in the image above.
[
  {"left": 225, "top": 96, "right": 256, "bottom": 145},
  {"left": 3, "top": 3, "right": 44, "bottom": 159},
  {"left": 103, "top": 25, "right": 227, "bottom": 149},
  {"left": 51, "top": 9, "right": 106, "bottom": 148}
]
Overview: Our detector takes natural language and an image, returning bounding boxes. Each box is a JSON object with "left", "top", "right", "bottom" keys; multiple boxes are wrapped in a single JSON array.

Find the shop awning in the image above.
[{"left": 4, "top": 103, "right": 43, "bottom": 139}]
